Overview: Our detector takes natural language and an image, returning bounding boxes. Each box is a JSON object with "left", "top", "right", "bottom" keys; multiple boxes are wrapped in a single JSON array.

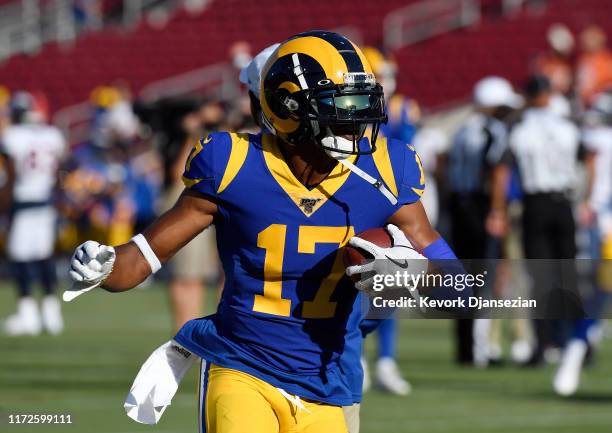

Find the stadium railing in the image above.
[
  {"left": 139, "top": 62, "right": 239, "bottom": 103},
  {"left": 0, "top": 0, "right": 76, "bottom": 62},
  {"left": 383, "top": 0, "right": 481, "bottom": 50},
  {"left": 0, "top": 0, "right": 189, "bottom": 63}
]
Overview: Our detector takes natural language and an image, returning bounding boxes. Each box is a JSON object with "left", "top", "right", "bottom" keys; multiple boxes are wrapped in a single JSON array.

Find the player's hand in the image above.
[
  {"left": 63, "top": 241, "right": 116, "bottom": 302},
  {"left": 485, "top": 209, "right": 508, "bottom": 238},
  {"left": 345, "top": 224, "right": 428, "bottom": 294},
  {"left": 578, "top": 201, "right": 595, "bottom": 227}
]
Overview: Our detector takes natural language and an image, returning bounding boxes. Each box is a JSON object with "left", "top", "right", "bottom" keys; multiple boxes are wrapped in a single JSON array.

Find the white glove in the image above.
[
  {"left": 64, "top": 241, "right": 116, "bottom": 302},
  {"left": 345, "top": 224, "right": 428, "bottom": 296}
]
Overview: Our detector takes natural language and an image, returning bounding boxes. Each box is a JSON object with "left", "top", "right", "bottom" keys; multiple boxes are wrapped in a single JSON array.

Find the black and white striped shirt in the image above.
[
  {"left": 448, "top": 113, "right": 509, "bottom": 195},
  {"left": 510, "top": 108, "right": 579, "bottom": 194}
]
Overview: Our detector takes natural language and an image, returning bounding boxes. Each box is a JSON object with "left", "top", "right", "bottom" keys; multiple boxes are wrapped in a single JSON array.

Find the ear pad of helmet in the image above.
[{"left": 271, "top": 88, "right": 304, "bottom": 119}]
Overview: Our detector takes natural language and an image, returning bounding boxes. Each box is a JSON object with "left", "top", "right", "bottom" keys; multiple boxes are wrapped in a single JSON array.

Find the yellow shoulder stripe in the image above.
[
  {"left": 371, "top": 137, "right": 398, "bottom": 197},
  {"left": 217, "top": 133, "right": 250, "bottom": 194}
]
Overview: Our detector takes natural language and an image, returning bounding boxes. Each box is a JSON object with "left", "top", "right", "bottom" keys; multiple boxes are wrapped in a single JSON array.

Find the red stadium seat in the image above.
[{"left": 0, "top": 0, "right": 610, "bottom": 112}]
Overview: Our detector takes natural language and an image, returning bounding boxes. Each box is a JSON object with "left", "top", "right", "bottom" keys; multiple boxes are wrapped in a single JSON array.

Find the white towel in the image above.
[{"left": 124, "top": 340, "right": 197, "bottom": 424}]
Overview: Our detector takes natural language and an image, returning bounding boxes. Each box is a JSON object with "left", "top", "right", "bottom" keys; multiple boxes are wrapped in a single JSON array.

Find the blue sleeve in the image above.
[
  {"left": 182, "top": 132, "right": 232, "bottom": 198},
  {"left": 386, "top": 139, "right": 425, "bottom": 206},
  {"left": 423, "top": 238, "right": 458, "bottom": 260},
  {"left": 399, "top": 144, "right": 426, "bottom": 205}
]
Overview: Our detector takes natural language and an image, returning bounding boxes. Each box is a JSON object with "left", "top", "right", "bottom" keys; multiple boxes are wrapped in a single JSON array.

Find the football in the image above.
[{"left": 343, "top": 227, "right": 393, "bottom": 268}]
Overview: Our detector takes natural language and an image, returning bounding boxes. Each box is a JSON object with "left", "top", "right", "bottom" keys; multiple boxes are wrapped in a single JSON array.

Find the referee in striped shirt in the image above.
[
  {"left": 447, "top": 77, "right": 518, "bottom": 364},
  {"left": 509, "top": 75, "right": 580, "bottom": 365}
]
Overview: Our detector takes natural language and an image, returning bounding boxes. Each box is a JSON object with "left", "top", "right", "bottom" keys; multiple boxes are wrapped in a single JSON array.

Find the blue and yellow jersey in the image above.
[{"left": 174, "top": 132, "right": 424, "bottom": 405}]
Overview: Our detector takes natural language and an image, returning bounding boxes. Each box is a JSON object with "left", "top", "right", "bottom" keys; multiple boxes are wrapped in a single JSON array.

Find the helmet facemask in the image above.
[
  {"left": 267, "top": 73, "right": 387, "bottom": 158},
  {"left": 310, "top": 76, "right": 386, "bottom": 157}
]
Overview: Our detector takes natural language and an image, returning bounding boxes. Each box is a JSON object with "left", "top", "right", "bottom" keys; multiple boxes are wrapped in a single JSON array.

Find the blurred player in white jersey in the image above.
[{"left": 0, "top": 91, "right": 66, "bottom": 336}]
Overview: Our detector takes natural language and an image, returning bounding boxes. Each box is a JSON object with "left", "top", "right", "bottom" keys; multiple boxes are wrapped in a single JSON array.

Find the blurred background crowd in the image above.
[{"left": 1, "top": 0, "right": 612, "bottom": 403}]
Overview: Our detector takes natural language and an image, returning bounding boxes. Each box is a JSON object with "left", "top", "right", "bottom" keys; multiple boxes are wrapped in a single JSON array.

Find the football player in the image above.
[
  {"left": 67, "top": 31, "right": 463, "bottom": 433},
  {"left": 239, "top": 42, "right": 376, "bottom": 433},
  {"left": 1, "top": 91, "right": 66, "bottom": 336}
]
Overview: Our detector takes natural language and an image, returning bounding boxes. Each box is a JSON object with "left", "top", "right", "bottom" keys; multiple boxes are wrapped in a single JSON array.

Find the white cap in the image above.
[
  {"left": 473, "top": 76, "right": 523, "bottom": 109},
  {"left": 239, "top": 43, "right": 280, "bottom": 98}
]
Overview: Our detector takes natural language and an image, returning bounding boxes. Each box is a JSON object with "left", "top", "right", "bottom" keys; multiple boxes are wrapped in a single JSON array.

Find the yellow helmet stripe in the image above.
[
  {"left": 276, "top": 36, "right": 349, "bottom": 84},
  {"left": 307, "top": 32, "right": 366, "bottom": 74},
  {"left": 295, "top": 31, "right": 368, "bottom": 75},
  {"left": 350, "top": 42, "right": 374, "bottom": 75}
]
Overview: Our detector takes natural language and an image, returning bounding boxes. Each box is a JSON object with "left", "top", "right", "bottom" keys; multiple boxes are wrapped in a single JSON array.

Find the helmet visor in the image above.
[
  {"left": 313, "top": 88, "right": 384, "bottom": 122},
  {"left": 319, "top": 94, "right": 372, "bottom": 111},
  {"left": 307, "top": 84, "right": 387, "bottom": 155}
]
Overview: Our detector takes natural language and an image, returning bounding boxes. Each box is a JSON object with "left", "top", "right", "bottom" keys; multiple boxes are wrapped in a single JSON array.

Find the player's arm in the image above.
[
  {"left": 350, "top": 203, "right": 472, "bottom": 318},
  {"left": 346, "top": 143, "right": 450, "bottom": 270},
  {"left": 67, "top": 132, "right": 230, "bottom": 301},
  {"left": 387, "top": 200, "right": 439, "bottom": 250},
  {"left": 345, "top": 143, "right": 470, "bottom": 307},
  {"left": 346, "top": 201, "right": 470, "bottom": 313},
  {"left": 485, "top": 162, "right": 510, "bottom": 238},
  {"left": 66, "top": 189, "right": 217, "bottom": 299},
  {"left": 345, "top": 201, "right": 442, "bottom": 290},
  {"left": 578, "top": 148, "right": 596, "bottom": 226},
  {"left": 101, "top": 190, "right": 217, "bottom": 291}
]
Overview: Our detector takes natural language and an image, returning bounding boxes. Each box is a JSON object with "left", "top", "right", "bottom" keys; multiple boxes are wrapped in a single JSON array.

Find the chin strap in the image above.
[{"left": 337, "top": 157, "right": 398, "bottom": 205}]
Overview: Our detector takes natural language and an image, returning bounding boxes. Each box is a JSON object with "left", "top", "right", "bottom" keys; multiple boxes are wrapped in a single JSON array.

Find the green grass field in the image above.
[{"left": 1, "top": 283, "right": 611, "bottom": 433}]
